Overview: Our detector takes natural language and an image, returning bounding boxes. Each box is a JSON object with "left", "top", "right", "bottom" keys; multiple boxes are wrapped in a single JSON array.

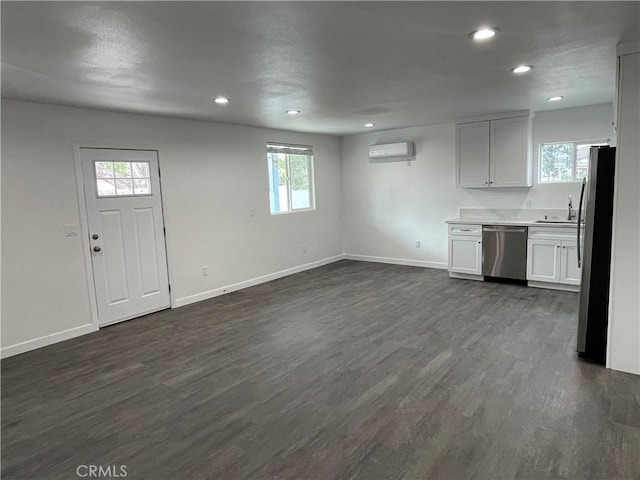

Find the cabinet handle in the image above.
[
  {"left": 557, "top": 245, "right": 560, "bottom": 248},
  {"left": 478, "top": 241, "right": 481, "bottom": 244},
  {"left": 460, "top": 228, "right": 472, "bottom": 231},
  {"left": 484, "top": 181, "right": 488, "bottom": 185}
]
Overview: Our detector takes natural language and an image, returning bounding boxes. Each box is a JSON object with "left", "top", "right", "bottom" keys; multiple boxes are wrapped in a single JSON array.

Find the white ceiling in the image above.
[{"left": 2, "top": 2, "right": 638, "bottom": 136}]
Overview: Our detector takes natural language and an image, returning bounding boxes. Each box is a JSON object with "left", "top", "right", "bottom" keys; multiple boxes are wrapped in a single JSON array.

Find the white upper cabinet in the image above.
[
  {"left": 490, "top": 117, "right": 531, "bottom": 187},
  {"left": 456, "top": 121, "right": 490, "bottom": 188},
  {"left": 455, "top": 114, "right": 532, "bottom": 188}
]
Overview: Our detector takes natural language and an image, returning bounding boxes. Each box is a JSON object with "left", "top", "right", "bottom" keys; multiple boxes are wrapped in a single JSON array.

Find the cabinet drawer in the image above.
[
  {"left": 528, "top": 226, "right": 577, "bottom": 240},
  {"left": 448, "top": 224, "right": 482, "bottom": 236}
]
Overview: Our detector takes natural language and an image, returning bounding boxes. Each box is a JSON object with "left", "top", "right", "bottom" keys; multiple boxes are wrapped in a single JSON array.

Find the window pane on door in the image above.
[
  {"left": 113, "top": 162, "right": 132, "bottom": 178},
  {"left": 95, "top": 162, "right": 115, "bottom": 178},
  {"left": 94, "top": 161, "right": 152, "bottom": 197},
  {"left": 116, "top": 178, "right": 134, "bottom": 195},
  {"left": 132, "top": 162, "right": 150, "bottom": 178},
  {"left": 133, "top": 178, "right": 151, "bottom": 194},
  {"left": 97, "top": 179, "right": 116, "bottom": 196}
]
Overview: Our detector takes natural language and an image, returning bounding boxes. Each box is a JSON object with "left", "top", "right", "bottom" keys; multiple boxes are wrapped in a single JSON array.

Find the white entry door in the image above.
[{"left": 81, "top": 148, "right": 170, "bottom": 326}]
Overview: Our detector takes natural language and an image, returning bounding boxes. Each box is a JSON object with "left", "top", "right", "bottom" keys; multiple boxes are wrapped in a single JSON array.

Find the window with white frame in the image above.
[
  {"left": 538, "top": 140, "right": 608, "bottom": 183},
  {"left": 267, "top": 143, "right": 314, "bottom": 214},
  {"left": 94, "top": 161, "right": 151, "bottom": 197}
]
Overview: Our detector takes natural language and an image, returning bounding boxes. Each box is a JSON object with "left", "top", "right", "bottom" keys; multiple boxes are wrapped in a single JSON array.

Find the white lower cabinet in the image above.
[
  {"left": 447, "top": 223, "right": 581, "bottom": 288},
  {"left": 449, "top": 236, "right": 482, "bottom": 275},
  {"left": 527, "top": 239, "right": 561, "bottom": 282},
  {"left": 448, "top": 224, "right": 482, "bottom": 278},
  {"left": 527, "top": 227, "right": 581, "bottom": 290},
  {"left": 560, "top": 242, "right": 581, "bottom": 285}
]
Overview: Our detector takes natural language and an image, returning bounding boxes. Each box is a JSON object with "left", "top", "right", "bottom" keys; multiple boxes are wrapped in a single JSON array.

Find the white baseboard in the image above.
[
  {"left": 344, "top": 253, "right": 447, "bottom": 270},
  {"left": 1, "top": 323, "right": 98, "bottom": 359},
  {"left": 173, "top": 254, "right": 347, "bottom": 308},
  {"left": 528, "top": 280, "right": 580, "bottom": 292},
  {"left": 449, "top": 272, "right": 484, "bottom": 281}
]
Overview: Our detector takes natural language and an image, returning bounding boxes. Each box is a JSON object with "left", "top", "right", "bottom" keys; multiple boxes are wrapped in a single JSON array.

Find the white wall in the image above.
[
  {"left": 0, "top": 100, "right": 622, "bottom": 360},
  {"left": 340, "top": 104, "right": 614, "bottom": 266},
  {"left": 1, "top": 99, "right": 343, "bottom": 354},
  {"left": 608, "top": 50, "right": 640, "bottom": 375},
  {"left": 341, "top": 123, "right": 457, "bottom": 266}
]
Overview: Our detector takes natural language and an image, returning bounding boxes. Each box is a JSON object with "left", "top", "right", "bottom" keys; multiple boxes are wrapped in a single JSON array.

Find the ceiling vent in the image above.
[{"left": 368, "top": 141, "right": 415, "bottom": 162}]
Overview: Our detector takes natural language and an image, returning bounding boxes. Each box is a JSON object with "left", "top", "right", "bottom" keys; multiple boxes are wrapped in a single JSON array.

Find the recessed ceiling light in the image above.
[
  {"left": 511, "top": 65, "right": 534, "bottom": 74},
  {"left": 364, "top": 123, "right": 375, "bottom": 128},
  {"left": 547, "top": 96, "right": 564, "bottom": 102},
  {"left": 470, "top": 28, "right": 497, "bottom": 40},
  {"left": 214, "top": 96, "right": 229, "bottom": 104},
  {"left": 286, "top": 109, "right": 301, "bottom": 115}
]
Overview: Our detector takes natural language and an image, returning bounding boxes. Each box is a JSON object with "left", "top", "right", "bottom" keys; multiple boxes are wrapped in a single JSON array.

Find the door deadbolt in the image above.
[
  {"left": 93, "top": 246, "right": 102, "bottom": 252},
  {"left": 92, "top": 234, "right": 99, "bottom": 240}
]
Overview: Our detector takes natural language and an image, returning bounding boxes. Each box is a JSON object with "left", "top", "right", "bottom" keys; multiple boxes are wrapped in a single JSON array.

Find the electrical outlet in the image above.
[
  {"left": 525, "top": 200, "right": 532, "bottom": 208},
  {"left": 302, "top": 244, "right": 308, "bottom": 253},
  {"left": 250, "top": 208, "right": 256, "bottom": 217},
  {"left": 416, "top": 240, "right": 421, "bottom": 248},
  {"left": 202, "top": 265, "right": 208, "bottom": 276}
]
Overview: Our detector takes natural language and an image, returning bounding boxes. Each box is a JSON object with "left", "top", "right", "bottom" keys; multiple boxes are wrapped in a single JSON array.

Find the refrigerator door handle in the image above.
[{"left": 577, "top": 177, "right": 586, "bottom": 268}]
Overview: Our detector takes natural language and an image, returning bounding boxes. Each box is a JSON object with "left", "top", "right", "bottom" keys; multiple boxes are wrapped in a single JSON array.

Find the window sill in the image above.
[
  {"left": 270, "top": 208, "right": 316, "bottom": 216},
  {"left": 536, "top": 181, "right": 586, "bottom": 186}
]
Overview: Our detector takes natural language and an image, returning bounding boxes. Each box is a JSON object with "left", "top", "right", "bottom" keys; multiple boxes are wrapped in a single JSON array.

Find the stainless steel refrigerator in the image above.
[{"left": 576, "top": 146, "right": 616, "bottom": 364}]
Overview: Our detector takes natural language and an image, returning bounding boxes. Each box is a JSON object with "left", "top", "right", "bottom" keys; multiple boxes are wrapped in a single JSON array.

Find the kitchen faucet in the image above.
[{"left": 567, "top": 194, "right": 576, "bottom": 220}]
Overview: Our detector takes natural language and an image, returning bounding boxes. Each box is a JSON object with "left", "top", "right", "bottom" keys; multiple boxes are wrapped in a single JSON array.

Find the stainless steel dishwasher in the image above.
[{"left": 482, "top": 225, "right": 528, "bottom": 280}]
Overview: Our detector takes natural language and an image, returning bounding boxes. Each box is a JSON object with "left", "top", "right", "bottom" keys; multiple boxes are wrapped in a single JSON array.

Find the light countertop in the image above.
[{"left": 446, "top": 217, "right": 579, "bottom": 228}]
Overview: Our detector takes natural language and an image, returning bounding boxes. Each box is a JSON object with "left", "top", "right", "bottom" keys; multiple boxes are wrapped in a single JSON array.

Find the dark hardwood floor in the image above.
[{"left": 2, "top": 260, "right": 639, "bottom": 479}]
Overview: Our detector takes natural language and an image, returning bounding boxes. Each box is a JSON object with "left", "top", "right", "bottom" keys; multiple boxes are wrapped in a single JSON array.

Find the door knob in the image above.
[
  {"left": 92, "top": 234, "right": 99, "bottom": 240},
  {"left": 93, "top": 246, "right": 102, "bottom": 252}
]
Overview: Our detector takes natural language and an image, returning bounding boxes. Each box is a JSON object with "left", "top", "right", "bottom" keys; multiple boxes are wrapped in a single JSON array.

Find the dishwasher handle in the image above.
[{"left": 482, "top": 226, "right": 527, "bottom": 233}]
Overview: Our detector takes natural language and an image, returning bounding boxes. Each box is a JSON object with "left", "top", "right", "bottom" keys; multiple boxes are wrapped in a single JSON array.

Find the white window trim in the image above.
[
  {"left": 537, "top": 139, "right": 610, "bottom": 185},
  {"left": 93, "top": 160, "right": 153, "bottom": 198},
  {"left": 267, "top": 143, "right": 316, "bottom": 215}
]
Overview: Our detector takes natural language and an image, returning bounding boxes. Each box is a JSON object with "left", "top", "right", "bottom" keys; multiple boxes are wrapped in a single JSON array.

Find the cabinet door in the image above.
[
  {"left": 456, "top": 122, "right": 490, "bottom": 188},
  {"left": 490, "top": 116, "right": 531, "bottom": 187},
  {"left": 560, "top": 241, "right": 582, "bottom": 285},
  {"left": 448, "top": 236, "right": 482, "bottom": 275},
  {"left": 527, "top": 239, "right": 560, "bottom": 282}
]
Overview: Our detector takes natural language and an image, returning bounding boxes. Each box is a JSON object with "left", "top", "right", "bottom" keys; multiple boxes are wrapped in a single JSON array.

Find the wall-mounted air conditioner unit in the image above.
[{"left": 368, "top": 141, "right": 415, "bottom": 162}]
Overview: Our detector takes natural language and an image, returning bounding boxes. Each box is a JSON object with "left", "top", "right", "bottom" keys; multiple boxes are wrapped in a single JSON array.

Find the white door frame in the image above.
[{"left": 72, "top": 143, "right": 175, "bottom": 329}]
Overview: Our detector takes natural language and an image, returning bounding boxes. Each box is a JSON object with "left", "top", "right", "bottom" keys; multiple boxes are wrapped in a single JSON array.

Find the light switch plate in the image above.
[{"left": 64, "top": 224, "right": 78, "bottom": 237}]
